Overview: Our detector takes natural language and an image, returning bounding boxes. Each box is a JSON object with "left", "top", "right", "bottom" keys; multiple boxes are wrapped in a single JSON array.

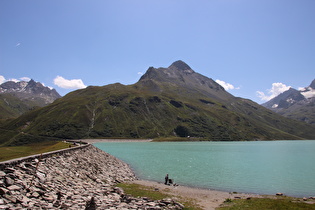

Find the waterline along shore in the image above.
[
  {"left": 78, "top": 138, "right": 153, "bottom": 144},
  {"left": 131, "top": 179, "right": 266, "bottom": 210},
  {"left": 1, "top": 140, "right": 313, "bottom": 209}
]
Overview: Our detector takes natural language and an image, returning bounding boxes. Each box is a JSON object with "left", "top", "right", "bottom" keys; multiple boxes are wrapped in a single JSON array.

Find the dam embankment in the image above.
[{"left": 0, "top": 144, "right": 182, "bottom": 209}]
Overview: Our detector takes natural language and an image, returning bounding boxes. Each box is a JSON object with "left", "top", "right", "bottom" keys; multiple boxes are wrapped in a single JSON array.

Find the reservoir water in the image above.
[{"left": 94, "top": 140, "right": 315, "bottom": 197}]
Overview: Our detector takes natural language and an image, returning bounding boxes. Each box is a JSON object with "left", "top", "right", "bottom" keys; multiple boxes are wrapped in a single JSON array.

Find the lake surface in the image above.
[{"left": 94, "top": 140, "right": 315, "bottom": 197}]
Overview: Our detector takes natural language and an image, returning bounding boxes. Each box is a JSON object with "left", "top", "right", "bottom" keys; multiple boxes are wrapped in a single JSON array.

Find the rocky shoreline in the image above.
[{"left": 0, "top": 144, "right": 183, "bottom": 209}]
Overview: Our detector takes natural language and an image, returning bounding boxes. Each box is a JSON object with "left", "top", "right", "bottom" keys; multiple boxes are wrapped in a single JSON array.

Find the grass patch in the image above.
[
  {"left": 218, "top": 197, "right": 315, "bottom": 210},
  {"left": 0, "top": 141, "right": 71, "bottom": 162},
  {"left": 116, "top": 182, "right": 202, "bottom": 210},
  {"left": 116, "top": 183, "right": 169, "bottom": 200}
]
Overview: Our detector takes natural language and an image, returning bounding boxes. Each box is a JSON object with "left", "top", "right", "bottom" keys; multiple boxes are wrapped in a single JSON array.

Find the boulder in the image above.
[
  {"left": 5, "top": 177, "right": 14, "bottom": 186},
  {"left": 7, "top": 185, "right": 21, "bottom": 191},
  {"left": 0, "top": 171, "right": 6, "bottom": 177}
]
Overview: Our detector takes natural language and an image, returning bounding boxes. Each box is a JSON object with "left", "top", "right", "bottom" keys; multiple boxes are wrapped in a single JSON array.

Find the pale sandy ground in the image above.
[{"left": 132, "top": 179, "right": 264, "bottom": 210}]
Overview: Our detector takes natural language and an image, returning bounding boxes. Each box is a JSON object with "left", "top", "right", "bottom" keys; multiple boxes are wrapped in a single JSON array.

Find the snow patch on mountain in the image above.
[
  {"left": 300, "top": 87, "right": 315, "bottom": 99},
  {"left": 0, "top": 79, "right": 61, "bottom": 105}
]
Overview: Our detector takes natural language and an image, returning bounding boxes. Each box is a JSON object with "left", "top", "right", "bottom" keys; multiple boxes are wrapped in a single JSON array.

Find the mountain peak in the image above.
[
  {"left": 0, "top": 79, "right": 61, "bottom": 104},
  {"left": 309, "top": 79, "right": 315, "bottom": 89},
  {"left": 169, "top": 60, "right": 194, "bottom": 73},
  {"left": 137, "top": 60, "right": 231, "bottom": 102}
]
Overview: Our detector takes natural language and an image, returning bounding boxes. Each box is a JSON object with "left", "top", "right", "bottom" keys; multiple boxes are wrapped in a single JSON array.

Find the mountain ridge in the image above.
[
  {"left": 137, "top": 60, "right": 231, "bottom": 102},
  {"left": 1, "top": 61, "right": 315, "bottom": 146},
  {"left": 262, "top": 79, "right": 315, "bottom": 125},
  {"left": 0, "top": 79, "right": 61, "bottom": 119}
]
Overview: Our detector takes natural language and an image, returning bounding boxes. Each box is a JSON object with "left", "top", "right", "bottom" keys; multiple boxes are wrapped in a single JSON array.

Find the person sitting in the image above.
[{"left": 168, "top": 179, "right": 173, "bottom": 185}]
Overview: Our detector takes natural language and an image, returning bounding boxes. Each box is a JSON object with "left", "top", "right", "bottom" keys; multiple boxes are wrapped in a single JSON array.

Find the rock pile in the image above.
[{"left": 0, "top": 145, "right": 183, "bottom": 209}]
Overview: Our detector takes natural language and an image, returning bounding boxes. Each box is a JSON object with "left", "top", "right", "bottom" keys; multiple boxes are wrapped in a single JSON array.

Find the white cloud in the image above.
[
  {"left": 53, "top": 76, "right": 87, "bottom": 89},
  {"left": 8, "top": 78, "right": 19, "bottom": 83},
  {"left": 15, "top": 43, "right": 21, "bottom": 47},
  {"left": 256, "top": 82, "right": 291, "bottom": 101},
  {"left": 301, "top": 89, "right": 315, "bottom": 99},
  {"left": 20, "top": 77, "right": 31, "bottom": 82},
  {"left": 137, "top": 72, "right": 143, "bottom": 76},
  {"left": 0, "top": 76, "right": 22, "bottom": 84},
  {"left": 215, "top": 79, "right": 239, "bottom": 91},
  {"left": 0, "top": 75, "right": 5, "bottom": 84},
  {"left": 0, "top": 76, "right": 32, "bottom": 84}
]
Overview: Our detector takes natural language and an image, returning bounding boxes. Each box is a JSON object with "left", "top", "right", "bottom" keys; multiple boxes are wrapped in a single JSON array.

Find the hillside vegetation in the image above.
[
  {"left": 1, "top": 61, "right": 315, "bottom": 146},
  {"left": 0, "top": 94, "right": 39, "bottom": 120},
  {"left": 0, "top": 141, "right": 71, "bottom": 161}
]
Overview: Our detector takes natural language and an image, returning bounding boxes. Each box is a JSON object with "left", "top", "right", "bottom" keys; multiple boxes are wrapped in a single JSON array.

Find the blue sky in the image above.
[{"left": 1, "top": 0, "right": 314, "bottom": 103}]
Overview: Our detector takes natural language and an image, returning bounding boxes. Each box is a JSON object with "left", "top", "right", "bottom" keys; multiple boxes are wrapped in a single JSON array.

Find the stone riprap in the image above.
[{"left": 0, "top": 144, "right": 183, "bottom": 209}]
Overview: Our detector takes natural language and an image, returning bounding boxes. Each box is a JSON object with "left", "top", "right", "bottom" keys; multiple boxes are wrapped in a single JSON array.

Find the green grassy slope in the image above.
[
  {"left": 1, "top": 61, "right": 315, "bottom": 146},
  {"left": 1, "top": 82, "right": 314, "bottom": 146},
  {"left": 0, "top": 141, "right": 71, "bottom": 162},
  {"left": 0, "top": 94, "right": 39, "bottom": 119}
]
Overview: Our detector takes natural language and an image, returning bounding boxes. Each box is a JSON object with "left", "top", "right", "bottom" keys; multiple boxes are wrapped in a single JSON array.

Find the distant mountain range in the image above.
[
  {"left": 1, "top": 61, "right": 315, "bottom": 146},
  {"left": 0, "top": 79, "right": 61, "bottom": 119},
  {"left": 262, "top": 79, "right": 315, "bottom": 125}
]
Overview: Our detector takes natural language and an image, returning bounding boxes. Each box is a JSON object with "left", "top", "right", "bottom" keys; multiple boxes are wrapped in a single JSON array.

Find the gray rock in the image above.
[
  {"left": 0, "top": 187, "right": 9, "bottom": 195},
  {"left": 7, "top": 185, "right": 21, "bottom": 191},
  {"left": 4, "top": 168, "right": 15, "bottom": 173},
  {"left": 0, "top": 171, "right": 6, "bottom": 177},
  {"left": 5, "top": 177, "right": 14, "bottom": 186},
  {"left": 0, "top": 205, "right": 10, "bottom": 209},
  {"left": 20, "top": 195, "right": 30, "bottom": 204},
  {"left": 175, "top": 201, "right": 185, "bottom": 208},
  {"left": 72, "top": 195, "right": 82, "bottom": 200},
  {"left": 47, "top": 203, "right": 54, "bottom": 208},
  {"left": 3, "top": 195, "right": 17, "bottom": 204},
  {"left": 148, "top": 201, "right": 157, "bottom": 206},
  {"left": 43, "top": 194, "right": 55, "bottom": 202},
  {"left": 32, "top": 192, "right": 40, "bottom": 198},
  {"left": 36, "top": 172, "right": 46, "bottom": 183}
]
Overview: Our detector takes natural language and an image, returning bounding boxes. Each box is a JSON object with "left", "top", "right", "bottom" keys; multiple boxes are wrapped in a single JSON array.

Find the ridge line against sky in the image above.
[{"left": 1, "top": 0, "right": 314, "bottom": 104}]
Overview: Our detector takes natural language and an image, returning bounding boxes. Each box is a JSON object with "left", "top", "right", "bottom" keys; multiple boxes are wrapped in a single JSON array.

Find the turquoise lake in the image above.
[{"left": 94, "top": 140, "right": 315, "bottom": 197}]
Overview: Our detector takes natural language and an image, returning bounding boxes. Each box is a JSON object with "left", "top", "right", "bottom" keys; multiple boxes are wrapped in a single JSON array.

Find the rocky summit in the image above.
[
  {"left": 0, "top": 145, "right": 183, "bottom": 209},
  {"left": 0, "top": 79, "right": 61, "bottom": 119},
  {"left": 0, "top": 79, "right": 60, "bottom": 105},
  {"left": 1, "top": 61, "right": 315, "bottom": 146},
  {"left": 262, "top": 79, "right": 315, "bottom": 125}
]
